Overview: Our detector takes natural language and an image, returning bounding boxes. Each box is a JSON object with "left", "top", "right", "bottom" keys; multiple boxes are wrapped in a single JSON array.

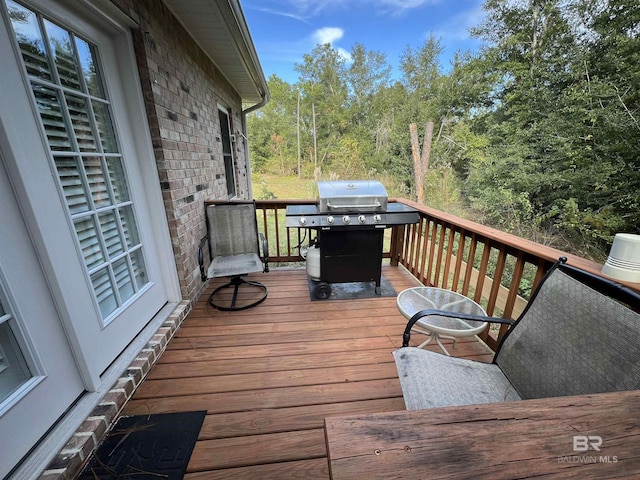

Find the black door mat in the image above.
[
  {"left": 78, "top": 410, "right": 206, "bottom": 479},
  {"left": 308, "top": 274, "right": 396, "bottom": 301}
]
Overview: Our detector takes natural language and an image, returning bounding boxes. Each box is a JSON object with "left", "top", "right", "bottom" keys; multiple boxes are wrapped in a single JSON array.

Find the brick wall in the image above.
[{"left": 112, "top": 0, "right": 252, "bottom": 304}]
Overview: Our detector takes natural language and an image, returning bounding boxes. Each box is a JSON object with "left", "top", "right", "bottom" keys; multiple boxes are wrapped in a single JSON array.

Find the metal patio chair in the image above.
[
  {"left": 393, "top": 258, "right": 640, "bottom": 410},
  {"left": 198, "top": 201, "right": 269, "bottom": 311}
]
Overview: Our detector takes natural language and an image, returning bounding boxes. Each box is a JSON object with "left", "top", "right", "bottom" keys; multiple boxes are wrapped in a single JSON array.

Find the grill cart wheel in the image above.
[{"left": 314, "top": 281, "right": 331, "bottom": 300}]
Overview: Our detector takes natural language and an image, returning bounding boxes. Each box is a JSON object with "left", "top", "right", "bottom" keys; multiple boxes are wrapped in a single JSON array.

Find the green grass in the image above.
[
  {"left": 252, "top": 172, "right": 410, "bottom": 201},
  {"left": 253, "top": 174, "right": 317, "bottom": 200}
]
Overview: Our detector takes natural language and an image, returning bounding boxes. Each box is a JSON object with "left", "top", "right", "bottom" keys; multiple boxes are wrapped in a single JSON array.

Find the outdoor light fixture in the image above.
[{"left": 601, "top": 233, "right": 640, "bottom": 283}]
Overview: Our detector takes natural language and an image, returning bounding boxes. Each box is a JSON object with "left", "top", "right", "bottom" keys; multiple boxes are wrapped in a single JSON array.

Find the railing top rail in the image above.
[
  {"left": 254, "top": 199, "right": 405, "bottom": 206},
  {"left": 250, "top": 197, "right": 638, "bottom": 292},
  {"left": 394, "top": 198, "right": 639, "bottom": 289},
  {"left": 254, "top": 199, "right": 316, "bottom": 206}
]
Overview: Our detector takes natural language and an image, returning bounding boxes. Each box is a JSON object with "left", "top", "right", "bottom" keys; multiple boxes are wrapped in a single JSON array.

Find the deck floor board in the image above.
[{"left": 123, "top": 265, "right": 493, "bottom": 479}]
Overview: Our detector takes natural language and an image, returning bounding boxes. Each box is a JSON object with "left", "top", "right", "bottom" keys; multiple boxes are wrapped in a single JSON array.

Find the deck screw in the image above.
[
  {"left": 374, "top": 449, "right": 381, "bottom": 455},
  {"left": 405, "top": 445, "right": 412, "bottom": 452}
]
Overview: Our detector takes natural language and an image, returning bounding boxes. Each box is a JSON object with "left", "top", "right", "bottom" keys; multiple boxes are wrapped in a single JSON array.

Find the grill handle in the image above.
[{"left": 326, "top": 201, "right": 381, "bottom": 210}]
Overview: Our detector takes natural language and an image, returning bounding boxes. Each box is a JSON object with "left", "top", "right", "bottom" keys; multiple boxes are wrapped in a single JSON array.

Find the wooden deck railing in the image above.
[
  {"left": 255, "top": 198, "right": 607, "bottom": 352},
  {"left": 255, "top": 199, "right": 317, "bottom": 263}
]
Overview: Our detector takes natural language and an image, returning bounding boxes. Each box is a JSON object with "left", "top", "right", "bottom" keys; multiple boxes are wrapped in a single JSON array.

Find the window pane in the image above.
[
  {"left": 90, "top": 268, "right": 117, "bottom": 318},
  {"left": 91, "top": 101, "right": 118, "bottom": 153},
  {"left": 75, "top": 36, "right": 104, "bottom": 98},
  {"left": 0, "top": 321, "right": 32, "bottom": 404},
  {"left": 130, "top": 248, "right": 147, "bottom": 290},
  {"left": 218, "top": 109, "right": 231, "bottom": 155},
  {"left": 73, "top": 216, "right": 105, "bottom": 270},
  {"left": 32, "top": 84, "right": 71, "bottom": 151},
  {"left": 218, "top": 109, "right": 236, "bottom": 197},
  {"left": 106, "top": 157, "right": 129, "bottom": 202},
  {"left": 44, "top": 19, "right": 81, "bottom": 90},
  {"left": 6, "top": 0, "right": 52, "bottom": 81},
  {"left": 99, "top": 210, "right": 124, "bottom": 258},
  {"left": 224, "top": 155, "right": 235, "bottom": 196},
  {"left": 54, "top": 156, "right": 89, "bottom": 214},
  {"left": 65, "top": 94, "right": 97, "bottom": 152},
  {"left": 83, "top": 157, "right": 111, "bottom": 207},
  {"left": 113, "top": 257, "right": 134, "bottom": 303},
  {"left": 118, "top": 205, "right": 140, "bottom": 248}
]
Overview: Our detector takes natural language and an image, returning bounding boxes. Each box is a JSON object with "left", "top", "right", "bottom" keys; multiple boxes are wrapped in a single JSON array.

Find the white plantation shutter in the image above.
[
  {"left": 73, "top": 216, "right": 106, "bottom": 270},
  {"left": 65, "top": 94, "right": 97, "bottom": 152},
  {"left": 90, "top": 268, "right": 117, "bottom": 318},
  {"left": 54, "top": 156, "right": 90, "bottom": 214},
  {"left": 31, "top": 85, "right": 71, "bottom": 150},
  {"left": 7, "top": 0, "right": 149, "bottom": 322}
]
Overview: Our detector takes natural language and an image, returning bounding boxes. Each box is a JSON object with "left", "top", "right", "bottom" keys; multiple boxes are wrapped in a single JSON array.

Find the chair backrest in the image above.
[
  {"left": 206, "top": 201, "right": 259, "bottom": 258},
  {"left": 495, "top": 261, "right": 640, "bottom": 400}
]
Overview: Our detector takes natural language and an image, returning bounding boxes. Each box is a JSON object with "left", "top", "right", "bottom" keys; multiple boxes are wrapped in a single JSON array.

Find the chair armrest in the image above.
[
  {"left": 402, "top": 309, "right": 514, "bottom": 347},
  {"left": 259, "top": 232, "right": 269, "bottom": 273},
  {"left": 197, "top": 236, "right": 208, "bottom": 282}
]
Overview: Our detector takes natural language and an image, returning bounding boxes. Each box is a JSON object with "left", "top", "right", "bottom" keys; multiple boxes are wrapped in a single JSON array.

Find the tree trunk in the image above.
[
  {"left": 410, "top": 122, "right": 433, "bottom": 204},
  {"left": 312, "top": 103, "right": 318, "bottom": 179},
  {"left": 297, "top": 90, "right": 301, "bottom": 179},
  {"left": 421, "top": 121, "right": 434, "bottom": 172}
]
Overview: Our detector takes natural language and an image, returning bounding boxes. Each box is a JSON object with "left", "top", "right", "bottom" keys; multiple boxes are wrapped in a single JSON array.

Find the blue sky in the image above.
[{"left": 242, "top": 0, "right": 487, "bottom": 84}]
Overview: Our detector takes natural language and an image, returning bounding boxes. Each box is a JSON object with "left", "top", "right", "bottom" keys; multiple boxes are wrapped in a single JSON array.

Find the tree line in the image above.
[{"left": 247, "top": 0, "right": 640, "bottom": 258}]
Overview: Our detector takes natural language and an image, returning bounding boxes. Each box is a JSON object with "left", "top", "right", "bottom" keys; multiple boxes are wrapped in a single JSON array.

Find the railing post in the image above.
[{"left": 390, "top": 225, "right": 405, "bottom": 267}]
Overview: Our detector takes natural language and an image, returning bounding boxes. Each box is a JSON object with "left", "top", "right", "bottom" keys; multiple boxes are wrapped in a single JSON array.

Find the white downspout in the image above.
[{"left": 241, "top": 90, "right": 269, "bottom": 200}]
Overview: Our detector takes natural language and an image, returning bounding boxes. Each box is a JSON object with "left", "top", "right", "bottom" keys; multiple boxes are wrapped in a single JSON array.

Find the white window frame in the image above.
[
  {"left": 218, "top": 104, "right": 237, "bottom": 198},
  {"left": 0, "top": 268, "right": 45, "bottom": 417}
]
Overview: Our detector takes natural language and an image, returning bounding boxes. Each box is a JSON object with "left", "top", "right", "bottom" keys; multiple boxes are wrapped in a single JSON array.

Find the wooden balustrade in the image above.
[
  {"left": 255, "top": 199, "right": 316, "bottom": 263},
  {"left": 390, "top": 199, "right": 606, "bottom": 350},
  {"left": 255, "top": 198, "right": 608, "bottom": 352}
]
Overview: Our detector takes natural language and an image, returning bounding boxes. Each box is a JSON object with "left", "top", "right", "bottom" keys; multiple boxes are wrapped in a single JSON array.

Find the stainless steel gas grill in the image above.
[{"left": 286, "top": 180, "right": 419, "bottom": 299}]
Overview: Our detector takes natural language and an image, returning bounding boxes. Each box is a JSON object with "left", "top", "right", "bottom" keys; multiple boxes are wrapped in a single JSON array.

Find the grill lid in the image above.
[{"left": 317, "top": 180, "right": 388, "bottom": 213}]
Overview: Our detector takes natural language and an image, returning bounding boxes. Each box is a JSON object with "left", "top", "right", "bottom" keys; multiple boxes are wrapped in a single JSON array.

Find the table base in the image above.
[{"left": 412, "top": 326, "right": 458, "bottom": 355}]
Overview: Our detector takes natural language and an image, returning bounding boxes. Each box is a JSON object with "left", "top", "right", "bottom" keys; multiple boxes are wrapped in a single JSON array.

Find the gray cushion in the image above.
[
  {"left": 393, "top": 348, "right": 521, "bottom": 410},
  {"left": 208, "top": 253, "right": 263, "bottom": 278}
]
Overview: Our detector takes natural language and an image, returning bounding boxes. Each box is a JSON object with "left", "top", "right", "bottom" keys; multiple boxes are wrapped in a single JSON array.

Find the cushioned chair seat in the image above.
[
  {"left": 208, "top": 253, "right": 264, "bottom": 278},
  {"left": 393, "top": 348, "right": 521, "bottom": 409}
]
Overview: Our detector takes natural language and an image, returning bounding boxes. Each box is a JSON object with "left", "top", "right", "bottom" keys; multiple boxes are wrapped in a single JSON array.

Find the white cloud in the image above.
[
  {"left": 250, "top": 6, "right": 310, "bottom": 23},
  {"left": 311, "top": 27, "right": 353, "bottom": 62},
  {"left": 376, "top": 0, "right": 438, "bottom": 15},
  {"left": 336, "top": 47, "right": 353, "bottom": 63},
  {"left": 312, "top": 27, "right": 344, "bottom": 45},
  {"left": 255, "top": 0, "right": 439, "bottom": 19}
]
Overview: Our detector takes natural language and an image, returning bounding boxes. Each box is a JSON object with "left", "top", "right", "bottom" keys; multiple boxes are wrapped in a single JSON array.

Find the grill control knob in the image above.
[
  {"left": 327, "top": 216, "right": 335, "bottom": 224},
  {"left": 342, "top": 215, "right": 351, "bottom": 224},
  {"left": 358, "top": 215, "right": 367, "bottom": 224},
  {"left": 373, "top": 214, "right": 382, "bottom": 223},
  {"left": 299, "top": 217, "right": 307, "bottom": 226}
]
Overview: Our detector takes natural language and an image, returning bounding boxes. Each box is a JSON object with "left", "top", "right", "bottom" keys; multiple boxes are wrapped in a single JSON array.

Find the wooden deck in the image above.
[{"left": 123, "top": 265, "right": 494, "bottom": 479}]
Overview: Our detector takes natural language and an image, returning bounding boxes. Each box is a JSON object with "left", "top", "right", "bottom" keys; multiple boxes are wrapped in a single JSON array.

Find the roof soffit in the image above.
[{"left": 161, "top": 0, "right": 268, "bottom": 106}]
